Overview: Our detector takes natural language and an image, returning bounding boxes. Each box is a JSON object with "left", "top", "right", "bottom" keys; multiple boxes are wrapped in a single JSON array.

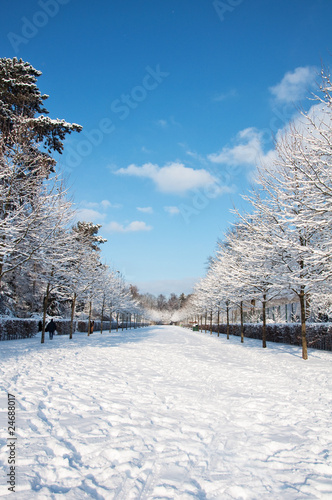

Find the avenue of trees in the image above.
[
  {"left": 2, "top": 57, "right": 332, "bottom": 358},
  {"left": 130, "top": 287, "right": 190, "bottom": 324},
  {"left": 0, "top": 57, "right": 143, "bottom": 342},
  {"left": 175, "top": 66, "right": 332, "bottom": 360}
]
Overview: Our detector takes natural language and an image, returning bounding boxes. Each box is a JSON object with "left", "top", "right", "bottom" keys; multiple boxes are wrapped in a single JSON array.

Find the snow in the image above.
[{"left": 0, "top": 325, "right": 331, "bottom": 499}]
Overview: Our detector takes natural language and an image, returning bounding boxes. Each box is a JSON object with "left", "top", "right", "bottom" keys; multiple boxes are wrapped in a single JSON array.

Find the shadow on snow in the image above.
[{"left": 0, "top": 327, "right": 156, "bottom": 361}]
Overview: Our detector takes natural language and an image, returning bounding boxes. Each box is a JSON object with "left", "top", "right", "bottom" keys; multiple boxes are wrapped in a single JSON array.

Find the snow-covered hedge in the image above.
[
  {"left": 0, "top": 318, "right": 147, "bottom": 340},
  {"left": 40, "top": 320, "right": 115, "bottom": 335},
  {"left": 0, "top": 318, "right": 38, "bottom": 341},
  {"left": 76, "top": 321, "right": 111, "bottom": 333},
  {"left": 198, "top": 323, "right": 332, "bottom": 351}
]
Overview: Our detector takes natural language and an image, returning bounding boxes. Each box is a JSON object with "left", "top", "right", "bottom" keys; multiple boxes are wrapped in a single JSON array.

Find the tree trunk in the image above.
[
  {"left": 217, "top": 308, "right": 220, "bottom": 337},
  {"left": 305, "top": 294, "right": 311, "bottom": 321},
  {"left": 109, "top": 306, "right": 112, "bottom": 332},
  {"left": 70, "top": 292, "right": 76, "bottom": 340},
  {"left": 299, "top": 289, "right": 308, "bottom": 360},
  {"left": 226, "top": 304, "right": 230, "bottom": 340},
  {"left": 262, "top": 293, "right": 267, "bottom": 348},
  {"left": 32, "top": 262, "right": 37, "bottom": 298},
  {"left": 240, "top": 301, "right": 244, "bottom": 343},
  {"left": 100, "top": 298, "right": 105, "bottom": 334},
  {"left": 0, "top": 262, "right": 3, "bottom": 289},
  {"left": 88, "top": 300, "right": 92, "bottom": 336},
  {"left": 41, "top": 283, "right": 50, "bottom": 344},
  {"left": 210, "top": 310, "right": 213, "bottom": 335},
  {"left": 251, "top": 298, "right": 256, "bottom": 318},
  {"left": 205, "top": 312, "right": 207, "bottom": 333}
]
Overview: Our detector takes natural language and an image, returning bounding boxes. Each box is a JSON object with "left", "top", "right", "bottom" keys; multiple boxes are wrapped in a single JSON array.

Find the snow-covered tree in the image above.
[
  {"left": 247, "top": 141, "right": 330, "bottom": 358},
  {"left": 0, "top": 57, "right": 82, "bottom": 174},
  {"left": 0, "top": 57, "right": 82, "bottom": 315},
  {"left": 29, "top": 182, "right": 75, "bottom": 343}
]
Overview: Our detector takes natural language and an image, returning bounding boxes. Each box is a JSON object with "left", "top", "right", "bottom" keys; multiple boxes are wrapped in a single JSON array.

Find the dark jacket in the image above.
[{"left": 46, "top": 320, "right": 56, "bottom": 333}]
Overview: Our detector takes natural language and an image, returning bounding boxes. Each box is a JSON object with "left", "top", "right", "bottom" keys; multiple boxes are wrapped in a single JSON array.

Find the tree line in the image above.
[
  {"left": 130, "top": 286, "right": 191, "bottom": 324},
  {"left": 0, "top": 57, "right": 144, "bottom": 342},
  {"left": 173, "top": 65, "right": 332, "bottom": 360}
]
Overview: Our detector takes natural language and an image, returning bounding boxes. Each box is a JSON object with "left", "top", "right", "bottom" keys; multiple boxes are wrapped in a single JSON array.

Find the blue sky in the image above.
[{"left": 1, "top": 0, "right": 332, "bottom": 295}]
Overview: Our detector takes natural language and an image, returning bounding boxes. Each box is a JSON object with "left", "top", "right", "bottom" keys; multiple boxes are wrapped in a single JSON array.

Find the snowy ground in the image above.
[{"left": 0, "top": 325, "right": 331, "bottom": 500}]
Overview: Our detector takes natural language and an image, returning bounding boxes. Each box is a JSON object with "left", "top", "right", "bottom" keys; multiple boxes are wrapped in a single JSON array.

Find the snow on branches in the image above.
[
  {"left": 189, "top": 64, "right": 332, "bottom": 359},
  {"left": 0, "top": 58, "right": 141, "bottom": 337}
]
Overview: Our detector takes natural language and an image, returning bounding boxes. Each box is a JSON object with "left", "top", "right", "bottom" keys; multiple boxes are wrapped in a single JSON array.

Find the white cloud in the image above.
[
  {"left": 156, "top": 119, "right": 168, "bottom": 128},
  {"left": 80, "top": 199, "right": 122, "bottom": 210},
  {"left": 185, "top": 149, "right": 209, "bottom": 167},
  {"left": 164, "top": 206, "right": 180, "bottom": 215},
  {"left": 208, "top": 127, "right": 274, "bottom": 168},
  {"left": 115, "top": 162, "right": 218, "bottom": 195},
  {"left": 100, "top": 200, "right": 111, "bottom": 209},
  {"left": 137, "top": 206, "right": 153, "bottom": 214},
  {"left": 205, "top": 68, "right": 318, "bottom": 180},
  {"left": 156, "top": 117, "right": 181, "bottom": 128},
  {"left": 75, "top": 208, "right": 106, "bottom": 221},
  {"left": 105, "top": 221, "right": 153, "bottom": 233},
  {"left": 75, "top": 199, "right": 123, "bottom": 223},
  {"left": 269, "top": 66, "right": 317, "bottom": 103},
  {"left": 83, "top": 201, "right": 100, "bottom": 208},
  {"left": 213, "top": 89, "right": 238, "bottom": 102}
]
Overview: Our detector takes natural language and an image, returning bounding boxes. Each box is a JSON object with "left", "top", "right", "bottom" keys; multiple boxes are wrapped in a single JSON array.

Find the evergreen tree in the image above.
[
  {"left": 0, "top": 57, "right": 82, "bottom": 174},
  {"left": 72, "top": 221, "right": 107, "bottom": 252}
]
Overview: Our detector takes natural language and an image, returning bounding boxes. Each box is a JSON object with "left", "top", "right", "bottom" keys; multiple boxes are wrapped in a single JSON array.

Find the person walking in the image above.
[{"left": 45, "top": 319, "right": 57, "bottom": 340}]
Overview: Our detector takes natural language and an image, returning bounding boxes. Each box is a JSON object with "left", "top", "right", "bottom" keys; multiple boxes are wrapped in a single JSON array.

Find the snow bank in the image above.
[{"left": 0, "top": 325, "right": 331, "bottom": 499}]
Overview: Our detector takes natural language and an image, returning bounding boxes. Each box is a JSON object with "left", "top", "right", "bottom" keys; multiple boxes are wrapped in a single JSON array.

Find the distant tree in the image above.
[
  {"left": 167, "top": 293, "right": 180, "bottom": 311},
  {"left": 130, "top": 285, "right": 140, "bottom": 299},
  {"left": 68, "top": 221, "right": 106, "bottom": 335},
  {"left": 157, "top": 294, "right": 167, "bottom": 310},
  {"left": 179, "top": 293, "right": 187, "bottom": 307},
  {"left": 138, "top": 292, "right": 157, "bottom": 310}
]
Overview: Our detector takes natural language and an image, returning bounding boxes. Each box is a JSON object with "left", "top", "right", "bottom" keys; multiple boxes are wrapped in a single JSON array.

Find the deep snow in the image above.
[{"left": 0, "top": 325, "right": 331, "bottom": 499}]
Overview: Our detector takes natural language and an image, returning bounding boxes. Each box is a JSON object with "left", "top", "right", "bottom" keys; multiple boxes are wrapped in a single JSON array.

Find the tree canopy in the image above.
[{"left": 0, "top": 57, "right": 82, "bottom": 173}]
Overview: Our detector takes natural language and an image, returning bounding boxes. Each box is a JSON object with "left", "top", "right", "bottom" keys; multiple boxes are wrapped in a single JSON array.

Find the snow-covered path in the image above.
[{"left": 0, "top": 325, "right": 331, "bottom": 499}]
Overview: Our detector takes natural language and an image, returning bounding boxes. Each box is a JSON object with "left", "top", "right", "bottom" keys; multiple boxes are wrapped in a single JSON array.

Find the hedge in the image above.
[
  {"left": 197, "top": 322, "right": 332, "bottom": 351},
  {"left": 0, "top": 318, "right": 38, "bottom": 341},
  {"left": 0, "top": 318, "right": 146, "bottom": 341}
]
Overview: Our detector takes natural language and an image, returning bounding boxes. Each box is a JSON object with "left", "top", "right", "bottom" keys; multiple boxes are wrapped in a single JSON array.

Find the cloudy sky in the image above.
[{"left": 1, "top": 0, "right": 332, "bottom": 295}]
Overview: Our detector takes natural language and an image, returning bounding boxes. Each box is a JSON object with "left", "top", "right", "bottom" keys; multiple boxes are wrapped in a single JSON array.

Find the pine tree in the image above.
[{"left": 0, "top": 57, "right": 82, "bottom": 174}]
